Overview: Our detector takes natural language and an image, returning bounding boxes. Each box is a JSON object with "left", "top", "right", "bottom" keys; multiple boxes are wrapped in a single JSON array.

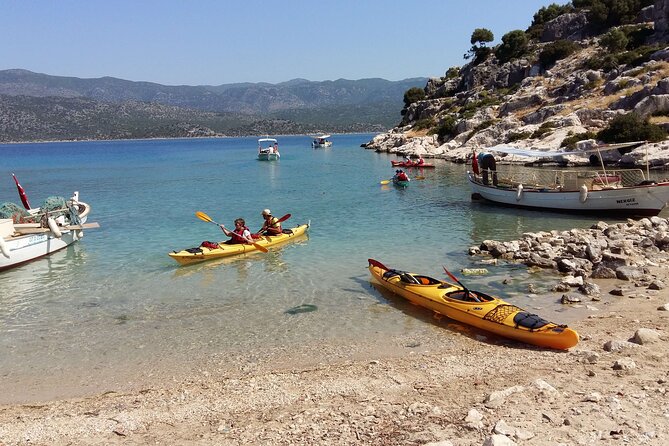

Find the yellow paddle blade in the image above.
[
  {"left": 253, "top": 242, "right": 269, "bottom": 253},
  {"left": 195, "top": 211, "right": 214, "bottom": 223},
  {"left": 380, "top": 180, "right": 391, "bottom": 185},
  {"left": 415, "top": 176, "right": 425, "bottom": 180}
]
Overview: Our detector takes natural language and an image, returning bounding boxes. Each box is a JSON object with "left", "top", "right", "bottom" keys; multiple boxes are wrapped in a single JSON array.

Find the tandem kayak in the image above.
[
  {"left": 391, "top": 160, "right": 435, "bottom": 168},
  {"left": 367, "top": 259, "right": 579, "bottom": 350},
  {"left": 169, "top": 223, "right": 309, "bottom": 265}
]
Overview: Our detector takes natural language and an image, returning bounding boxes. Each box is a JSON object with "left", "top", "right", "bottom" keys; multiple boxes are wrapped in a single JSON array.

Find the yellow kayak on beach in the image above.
[
  {"left": 169, "top": 223, "right": 309, "bottom": 265},
  {"left": 368, "top": 259, "right": 579, "bottom": 350}
]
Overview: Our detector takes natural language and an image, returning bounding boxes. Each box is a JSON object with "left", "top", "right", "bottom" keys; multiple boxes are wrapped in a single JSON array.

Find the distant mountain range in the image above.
[{"left": 0, "top": 69, "right": 427, "bottom": 142}]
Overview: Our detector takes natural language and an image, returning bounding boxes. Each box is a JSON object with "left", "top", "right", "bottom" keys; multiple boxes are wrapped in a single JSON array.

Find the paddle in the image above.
[
  {"left": 443, "top": 265, "right": 477, "bottom": 297},
  {"left": 195, "top": 211, "right": 269, "bottom": 253},
  {"left": 380, "top": 176, "right": 425, "bottom": 185}
]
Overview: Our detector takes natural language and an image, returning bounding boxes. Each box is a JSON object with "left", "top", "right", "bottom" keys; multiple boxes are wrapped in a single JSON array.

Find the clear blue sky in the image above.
[{"left": 1, "top": 0, "right": 569, "bottom": 86}]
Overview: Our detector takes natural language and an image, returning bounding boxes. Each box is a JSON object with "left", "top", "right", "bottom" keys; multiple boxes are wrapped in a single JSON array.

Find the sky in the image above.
[{"left": 0, "top": 0, "right": 569, "bottom": 86}]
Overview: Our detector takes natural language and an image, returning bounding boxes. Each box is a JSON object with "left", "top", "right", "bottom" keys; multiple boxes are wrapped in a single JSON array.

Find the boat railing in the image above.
[{"left": 483, "top": 167, "right": 647, "bottom": 191}]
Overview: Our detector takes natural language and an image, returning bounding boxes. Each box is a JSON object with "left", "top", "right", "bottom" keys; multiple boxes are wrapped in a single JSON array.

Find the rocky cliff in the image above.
[{"left": 366, "top": 0, "right": 669, "bottom": 169}]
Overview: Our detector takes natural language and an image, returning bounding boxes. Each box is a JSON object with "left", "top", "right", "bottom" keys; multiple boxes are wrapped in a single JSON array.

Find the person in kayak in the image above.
[
  {"left": 220, "top": 218, "right": 254, "bottom": 244},
  {"left": 395, "top": 170, "right": 409, "bottom": 182},
  {"left": 258, "top": 209, "right": 282, "bottom": 236}
]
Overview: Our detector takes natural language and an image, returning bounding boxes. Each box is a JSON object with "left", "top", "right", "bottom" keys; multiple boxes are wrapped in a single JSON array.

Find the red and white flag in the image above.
[{"left": 12, "top": 173, "right": 31, "bottom": 210}]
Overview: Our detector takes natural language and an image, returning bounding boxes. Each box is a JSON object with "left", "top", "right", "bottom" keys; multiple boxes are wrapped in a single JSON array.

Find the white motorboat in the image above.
[
  {"left": 0, "top": 192, "right": 99, "bottom": 271},
  {"left": 257, "top": 138, "right": 280, "bottom": 161},
  {"left": 468, "top": 142, "right": 669, "bottom": 216},
  {"left": 311, "top": 134, "right": 332, "bottom": 148}
]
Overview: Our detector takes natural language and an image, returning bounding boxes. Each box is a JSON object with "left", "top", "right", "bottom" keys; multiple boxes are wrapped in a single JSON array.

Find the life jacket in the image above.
[
  {"left": 396, "top": 172, "right": 409, "bottom": 181},
  {"left": 267, "top": 217, "right": 279, "bottom": 228},
  {"left": 234, "top": 226, "right": 250, "bottom": 236}
]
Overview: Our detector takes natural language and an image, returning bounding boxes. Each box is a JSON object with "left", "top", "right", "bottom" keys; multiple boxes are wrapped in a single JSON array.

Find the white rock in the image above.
[{"left": 483, "top": 434, "right": 517, "bottom": 446}]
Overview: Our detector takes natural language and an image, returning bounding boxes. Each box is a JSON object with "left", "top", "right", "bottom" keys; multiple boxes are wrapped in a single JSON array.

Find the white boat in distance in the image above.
[
  {"left": 258, "top": 138, "right": 280, "bottom": 161},
  {"left": 311, "top": 134, "right": 332, "bottom": 148},
  {"left": 469, "top": 143, "right": 669, "bottom": 216},
  {"left": 0, "top": 192, "right": 100, "bottom": 271}
]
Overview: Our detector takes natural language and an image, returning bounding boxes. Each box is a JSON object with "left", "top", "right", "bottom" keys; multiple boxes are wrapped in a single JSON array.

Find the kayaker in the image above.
[
  {"left": 395, "top": 170, "right": 409, "bottom": 182},
  {"left": 258, "top": 209, "right": 282, "bottom": 236},
  {"left": 417, "top": 156, "right": 425, "bottom": 165},
  {"left": 220, "top": 218, "right": 253, "bottom": 244}
]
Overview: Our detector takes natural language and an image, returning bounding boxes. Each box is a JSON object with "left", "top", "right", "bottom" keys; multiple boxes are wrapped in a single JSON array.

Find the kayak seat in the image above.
[
  {"left": 399, "top": 273, "right": 421, "bottom": 284},
  {"left": 447, "top": 290, "right": 481, "bottom": 302},
  {"left": 413, "top": 275, "right": 441, "bottom": 285},
  {"left": 282, "top": 229, "right": 293, "bottom": 235}
]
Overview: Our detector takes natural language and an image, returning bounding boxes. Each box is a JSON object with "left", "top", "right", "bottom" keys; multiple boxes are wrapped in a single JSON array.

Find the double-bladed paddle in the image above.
[{"left": 195, "top": 211, "right": 269, "bottom": 253}]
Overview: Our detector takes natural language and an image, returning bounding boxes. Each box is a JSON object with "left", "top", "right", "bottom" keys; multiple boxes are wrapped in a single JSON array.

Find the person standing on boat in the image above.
[
  {"left": 220, "top": 218, "right": 254, "bottom": 244},
  {"left": 477, "top": 152, "right": 498, "bottom": 186},
  {"left": 258, "top": 209, "right": 282, "bottom": 236}
]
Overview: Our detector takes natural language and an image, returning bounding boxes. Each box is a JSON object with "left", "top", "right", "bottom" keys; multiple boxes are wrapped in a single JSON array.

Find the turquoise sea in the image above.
[{"left": 0, "top": 134, "right": 653, "bottom": 403}]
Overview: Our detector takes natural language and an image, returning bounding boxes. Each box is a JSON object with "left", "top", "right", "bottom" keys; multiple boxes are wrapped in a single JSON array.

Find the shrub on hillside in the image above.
[
  {"left": 403, "top": 87, "right": 426, "bottom": 108},
  {"left": 495, "top": 30, "right": 530, "bottom": 64},
  {"left": 597, "top": 112, "right": 667, "bottom": 143},
  {"left": 436, "top": 116, "right": 457, "bottom": 141},
  {"left": 600, "top": 29, "right": 628, "bottom": 52},
  {"left": 527, "top": 3, "right": 575, "bottom": 40},
  {"left": 560, "top": 131, "right": 597, "bottom": 149},
  {"left": 539, "top": 40, "right": 581, "bottom": 69}
]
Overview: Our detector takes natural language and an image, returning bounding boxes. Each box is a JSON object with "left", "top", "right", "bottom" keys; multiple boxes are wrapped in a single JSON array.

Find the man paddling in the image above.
[{"left": 258, "top": 209, "right": 282, "bottom": 236}]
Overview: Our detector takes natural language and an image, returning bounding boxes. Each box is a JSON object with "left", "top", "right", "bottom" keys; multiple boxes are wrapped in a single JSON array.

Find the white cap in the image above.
[{"left": 262, "top": 209, "right": 271, "bottom": 216}]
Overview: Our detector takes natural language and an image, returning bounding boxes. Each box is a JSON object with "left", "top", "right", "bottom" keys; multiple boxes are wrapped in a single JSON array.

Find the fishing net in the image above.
[{"left": 0, "top": 202, "right": 33, "bottom": 223}]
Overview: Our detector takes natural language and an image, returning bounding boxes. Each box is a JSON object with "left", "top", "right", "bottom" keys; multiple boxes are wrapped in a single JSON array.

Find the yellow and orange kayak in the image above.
[
  {"left": 368, "top": 259, "right": 578, "bottom": 350},
  {"left": 169, "top": 224, "right": 309, "bottom": 265}
]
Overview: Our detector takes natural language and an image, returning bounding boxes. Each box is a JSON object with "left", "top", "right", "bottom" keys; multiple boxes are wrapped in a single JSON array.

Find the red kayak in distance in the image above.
[{"left": 390, "top": 160, "right": 435, "bottom": 168}]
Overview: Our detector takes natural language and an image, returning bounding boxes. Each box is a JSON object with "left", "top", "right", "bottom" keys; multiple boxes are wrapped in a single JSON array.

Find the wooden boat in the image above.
[
  {"left": 0, "top": 192, "right": 100, "bottom": 271},
  {"left": 469, "top": 143, "right": 669, "bottom": 216},
  {"left": 258, "top": 138, "right": 280, "bottom": 161},
  {"left": 311, "top": 134, "right": 332, "bottom": 148},
  {"left": 368, "top": 259, "right": 579, "bottom": 350}
]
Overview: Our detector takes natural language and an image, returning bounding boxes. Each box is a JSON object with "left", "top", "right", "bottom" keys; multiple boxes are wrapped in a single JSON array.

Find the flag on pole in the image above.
[
  {"left": 12, "top": 173, "right": 31, "bottom": 210},
  {"left": 472, "top": 150, "right": 480, "bottom": 175}
]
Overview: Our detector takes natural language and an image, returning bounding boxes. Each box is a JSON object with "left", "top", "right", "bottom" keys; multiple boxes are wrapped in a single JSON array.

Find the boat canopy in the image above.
[
  {"left": 485, "top": 141, "right": 646, "bottom": 158},
  {"left": 314, "top": 134, "right": 331, "bottom": 139},
  {"left": 258, "top": 138, "right": 278, "bottom": 144}
]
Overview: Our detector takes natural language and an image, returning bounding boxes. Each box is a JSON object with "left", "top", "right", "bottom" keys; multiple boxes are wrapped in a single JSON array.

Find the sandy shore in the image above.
[{"left": 1, "top": 267, "right": 668, "bottom": 445}]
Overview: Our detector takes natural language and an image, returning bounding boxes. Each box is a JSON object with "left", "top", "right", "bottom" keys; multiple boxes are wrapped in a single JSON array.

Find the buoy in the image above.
[
  {"left": 0, "top": 237, "right": 9, "bottom": 258},
  {"left": 76, "top": 230, "right": 84, "bottom": 239},
  {"left": 516, "top": 184, "right": 524, "bottom": 201},
  {"left": 47, "top": 217, "right": 62, "bottom": 238},
  {"left": 579, "top": 184, "right": 588, "bottom": 203}
]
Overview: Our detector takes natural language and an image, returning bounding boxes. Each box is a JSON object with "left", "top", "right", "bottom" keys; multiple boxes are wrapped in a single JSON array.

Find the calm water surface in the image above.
[{"left": 0, "top": 135, "right": 650, "bottom": 402}]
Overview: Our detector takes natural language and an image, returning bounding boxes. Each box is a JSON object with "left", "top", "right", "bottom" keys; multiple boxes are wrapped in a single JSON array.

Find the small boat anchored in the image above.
[
  {"left": 311, "top": 134, "right": 332, "bottom": 148},
  {"left": 469, "top": 142, "right": 669, "bottom": 216},
  {"left": 258, "top": 138, "right": 280, "bottom": 161},
  {"left": 0, "top": 189, "right": 100, "bottom": 271}
]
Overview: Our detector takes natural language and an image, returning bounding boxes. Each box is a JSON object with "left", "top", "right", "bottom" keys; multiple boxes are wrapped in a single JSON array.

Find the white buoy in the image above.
[
  {"left": 0, "top": 237, "right": 9, "bottom": 258},
  {"left": 516, "top": 184, "right": 524, "bottom": 201},
  {"left": 47, "top": 217, "right": 62, "bottom": 238},
  {"left": 579, "top": 184, "right": 588, "bottom": 203},
  {"left": 76, "top": 230, "right": 84, "bottom": 239}
]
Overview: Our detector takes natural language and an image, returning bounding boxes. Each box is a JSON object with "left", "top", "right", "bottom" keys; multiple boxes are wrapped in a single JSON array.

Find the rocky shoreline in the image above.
[{"left": 468, "top": 217, "right": 669, "bottom": 301}]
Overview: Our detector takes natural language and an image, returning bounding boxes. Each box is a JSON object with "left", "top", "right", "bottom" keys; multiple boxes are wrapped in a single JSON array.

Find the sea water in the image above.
[{"left": 0, "top": 135, "right": 652, "bottom": 403}]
